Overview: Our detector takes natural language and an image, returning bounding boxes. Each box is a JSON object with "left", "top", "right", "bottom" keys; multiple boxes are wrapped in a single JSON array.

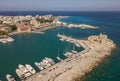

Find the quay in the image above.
[{"left": 24, "top": 33, "right": 116, "bottom": 81}]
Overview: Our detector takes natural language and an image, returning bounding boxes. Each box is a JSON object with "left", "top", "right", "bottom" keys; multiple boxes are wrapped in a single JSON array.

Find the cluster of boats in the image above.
[
  {"left": 4, "top": 34, "right": 81, "bottom": 81},
  {"left": 4, "top": 57, "right": 55, "bottom": 81},
  {"left": 0, "top": 37, "right": 14, "bottom": 44},
  {"left": 57, "top": 34, "right": 80, "bottom": 58},
  {"left": 35, "top": 57, "right": 55, "bottom": 70},
  {"left": 57, "top": 33, "right": 81, "bottom": 47},
  {"left": 63, "top": 50, "right": 78, "bottom": 57},
  {"left": 15, "top": 64, "right": 36, "bottom": 80}
]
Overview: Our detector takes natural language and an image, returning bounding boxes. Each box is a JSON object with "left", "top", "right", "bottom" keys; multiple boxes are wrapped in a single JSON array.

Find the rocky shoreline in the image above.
[{"left": 55, "top": 48, "right": 115, "bottom": 81}]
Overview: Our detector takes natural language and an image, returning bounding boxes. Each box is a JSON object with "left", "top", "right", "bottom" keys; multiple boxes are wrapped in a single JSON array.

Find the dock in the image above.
[{"left": 24, "top": 33, "right": 116, "bottom": 81}]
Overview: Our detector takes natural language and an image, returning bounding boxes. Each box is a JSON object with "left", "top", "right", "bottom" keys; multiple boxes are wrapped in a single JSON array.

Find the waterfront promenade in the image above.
[{"left": 24, "top": 33, "right": 116, "bottom": 81}]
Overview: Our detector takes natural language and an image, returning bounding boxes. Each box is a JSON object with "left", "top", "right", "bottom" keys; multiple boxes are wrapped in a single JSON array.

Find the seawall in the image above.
[{"left": 24, "top": 34, "right": 116, "bottom": 81}]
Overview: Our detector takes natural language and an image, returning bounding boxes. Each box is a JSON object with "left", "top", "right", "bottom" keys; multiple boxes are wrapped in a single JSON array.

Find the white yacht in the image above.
[
  {"left": 75, "top": 43, "right": 81, "bottom": 47},
  {"left": 1, "top": 39, "right": 7, "bottom": 43},
  {"left": 71, "top": 44, "right": 78, "bottom": 54},
  {"left": 25, "top": 64, "right": 36, "bottom": 74},
  {"left": 45, "top": 57, "right": 55, "bottom": 65},
  {"left": 71, "top": 50, "right": 77, "bottom": 54},
  {"left": 56, "top": 56, "right": 63, "bottom": 61},
  {"left": 63, "top": 52, "right": 73, "bottom": 57},
  {"left": 24, "top": 71, "right": 32, "bottom": 78},
  {"left": 18, "top": 64, "right": 28, "bottom": 73},
  {"left": 16, "top": 69, "right": 25, "bottom": 80},
  {"left": 6, "top": 37, "right": 14, "bottom": 42},
  {"left": 34, "top": 62, "right": 44, "bottom": 70},
  {"left": 6, "top": 74, "right": 16, "bottom": 81},
  {"left": 56, "top": 49, "right": 63, "bottom": 61},
  {"left": 40, "top": 61, "right": 49, "bottom": 69},
  {"left": 60, "top": 38, "right": 64, "bottom": 41},
  {"left": 18, "top": 64, "right": 31, "bottom": 77}
]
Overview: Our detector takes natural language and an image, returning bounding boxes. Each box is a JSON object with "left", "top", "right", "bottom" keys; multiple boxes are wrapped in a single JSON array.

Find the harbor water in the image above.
[{"left": 0, "top": 11, "right": 120, "bottom": 81}]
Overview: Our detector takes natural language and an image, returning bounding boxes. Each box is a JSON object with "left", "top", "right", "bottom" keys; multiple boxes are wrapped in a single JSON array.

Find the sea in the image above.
[{"left": 0, "top": 11, "right": 120, "bottom": 81}]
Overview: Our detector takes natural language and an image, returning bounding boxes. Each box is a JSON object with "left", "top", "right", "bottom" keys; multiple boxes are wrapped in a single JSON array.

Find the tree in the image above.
[
  {"left": 9, "top": 25, "right": 17, "bottom": 30},
  {"left": 0, "top": 31, "right": 8, "bottom": 35}
]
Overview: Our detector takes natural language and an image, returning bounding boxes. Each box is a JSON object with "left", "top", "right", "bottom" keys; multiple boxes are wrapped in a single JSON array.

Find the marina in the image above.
[
  {"left": 0, "top": 12, "right": 119, "bottom": 81},
  {"left": 1, "top": 33, "right": 116, "bottom": 81},
  {"left": 22, "top": 33, "right": 116, "bottom": 81}
]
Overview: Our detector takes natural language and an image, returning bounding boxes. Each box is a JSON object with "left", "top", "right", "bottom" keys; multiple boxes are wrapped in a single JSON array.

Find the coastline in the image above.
[
  {"left": 0, "top": 15, "right": 98, "bottom": 37},
  {"left": 0, "top": 11, "right": 119, "bottom": 81},
  {"left": 24, "top": 34, "right": 116, "bottom": 81}
]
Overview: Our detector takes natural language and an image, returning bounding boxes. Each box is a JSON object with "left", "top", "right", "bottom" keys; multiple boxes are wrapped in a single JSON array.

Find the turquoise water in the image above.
[
  {"left": 0, "top": 27, "right": 83, "bottom": 81},
  {"left": 61, "top": 15, "right": 120, "bottom": 81},
  {"left": 0, "top": 12, "right": 120, "bottom": 81}
]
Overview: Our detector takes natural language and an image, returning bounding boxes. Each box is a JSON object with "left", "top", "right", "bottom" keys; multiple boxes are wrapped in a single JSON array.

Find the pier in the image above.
[{"left": 24, "top": 33, "right": 116, "bottom": 81}]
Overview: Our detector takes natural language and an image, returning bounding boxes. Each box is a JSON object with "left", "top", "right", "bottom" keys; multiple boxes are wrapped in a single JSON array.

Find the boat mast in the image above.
[{"left": 57, "top": 48, "right": 59, "bottom": 57}]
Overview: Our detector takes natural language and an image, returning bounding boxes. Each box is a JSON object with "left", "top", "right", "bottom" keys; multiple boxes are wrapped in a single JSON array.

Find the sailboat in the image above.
[
  {"left": 63, "top": 44, "right": 74, "bottom": 57},
  {"left": 56, "top": 48, "right": 63, "bottom": 61},
  {"left": 71, "top": 44, "right": 77, "bottom": 54}
]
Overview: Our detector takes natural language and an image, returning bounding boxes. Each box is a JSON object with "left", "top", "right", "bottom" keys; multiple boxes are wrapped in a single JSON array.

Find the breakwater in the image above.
[{"left": 24, "top": 33, "right": 116, "bottom": 81}]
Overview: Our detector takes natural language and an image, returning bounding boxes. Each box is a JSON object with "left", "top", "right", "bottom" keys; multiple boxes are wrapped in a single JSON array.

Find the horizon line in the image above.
[{"left": 0, "top": 10, "right": 120, "bottom": 12}]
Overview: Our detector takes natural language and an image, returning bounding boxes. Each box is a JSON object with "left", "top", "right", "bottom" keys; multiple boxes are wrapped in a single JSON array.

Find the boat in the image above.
[
  {"left": 1, "top": 39, "right": 7, "bottom": 43},
  {"left": 6, "top": 74, "right": 16, "bottom": 81},
  {"left": 24, "top": 71, "right": 32, "bottom": 78},
  {"left": 45, "top": 57, "right": 55, "bottom": 65},
  {"left": 25, "top": 64, "right": 36, "bottom": 74},
  {"left": 71, "top": 50, "right": 77, "bottom": 54},
  {"left": 71, "top": 44, "right": 78, "bottom": 54},
  {"left": 41, "top": 60, "right": 51, "bottom": 68},
  {"left": 18, "top": 64, "right": 32, "bottom": 77},
  {"left": 56, "top": 56, "right": 63, "bottom": 61},
  {"left": 60, "top": 38, "right": 64, "bottom": 41},
  {"left": 18, "top": 64, "right": 28, "bottom": 73},
  {"left": 75, "top": 43, "right": 81, "bottom": 47},
  {"left": 16, "top": 69, "right": 25, "bottom": 80},
  {"left": 63, "top": 44, "right": 74, "bottom": 57},
  {"left": 6, "top": 37, "right": 14, "bottom": 42},
  {"left": 57, "top": 33, "right": 61, "bottom": 37},
  {"left": 63, "top": 52, "right": 73, "bottom": 57},
  {"left": 56, "top": 49, "right": 63, "bottom": 61},
  {"left": 34, "top": 62, "right": 44, "bottom": 70}
]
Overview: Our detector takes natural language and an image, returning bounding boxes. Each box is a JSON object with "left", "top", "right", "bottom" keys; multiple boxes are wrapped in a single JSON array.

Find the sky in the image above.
[{"left": 0, "top": 0, "right": 120, "bottom": 11}]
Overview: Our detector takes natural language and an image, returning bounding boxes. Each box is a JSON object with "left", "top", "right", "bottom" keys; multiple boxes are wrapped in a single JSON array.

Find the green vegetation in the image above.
[
  {"left": 9, "top": 25, "right": 17, "bottom": 30},
  {"left": 0, "top": 31, "right": 8, "bottom": 35},
  {"left": 36, "top": 18, "right": 54, "bottom": 23}
]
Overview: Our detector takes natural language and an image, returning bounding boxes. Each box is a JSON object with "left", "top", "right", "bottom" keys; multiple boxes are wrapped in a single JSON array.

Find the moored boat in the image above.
[
  {"left": 18, "top": 64, "right": 28, "bottom": 73},
  {"left": 63, "top": 52, "right": 73, "bottom": 57},
  {"left": 16, "top": 69, "right": 25, "bottom": 80},
  {"left": 6, "top": 74, "right": 16, "bottom": 81},
  {"left": 1, "top": 39, "right": 7, "bottom": 44},
  {"left": 45, "top": 57, "right": 55, "bottom": 65},
  {"left": 34, "top": 62, "right": 44, "bottom": 70},
  {"left": 18, "top": 64, "right": 32, "bottom": 78},
  {"left": 25, "top": 64, "right": 36, "bottom": 74},
  {"left": 6, "top": 37, "right": 14, "bottom": 42}
]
